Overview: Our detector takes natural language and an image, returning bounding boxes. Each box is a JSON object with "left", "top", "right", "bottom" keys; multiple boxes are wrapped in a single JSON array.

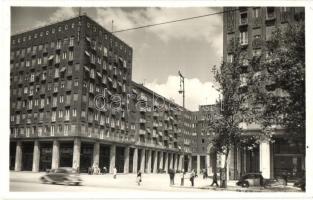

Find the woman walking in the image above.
[{"left": 136, "top": 171, "right": 142, "bottom": 186}]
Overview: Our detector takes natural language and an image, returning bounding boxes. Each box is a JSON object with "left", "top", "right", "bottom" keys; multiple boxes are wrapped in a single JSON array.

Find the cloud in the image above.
[
  {"left": 145, "top": 76, "right": 220, "bottom": 111},
  {"left": 34, "top": 7, "right": 77, "bottom": 27},
  {"left": 95, "top": 7, "right": 223, "bottom": 55}
]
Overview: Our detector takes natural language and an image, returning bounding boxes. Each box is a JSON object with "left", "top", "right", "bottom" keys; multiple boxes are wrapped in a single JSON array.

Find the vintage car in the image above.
[
  {"left": 40, "top": 167, "right": 82, "bottom": 186},
  {"left": 294, "top": 177, "right": 305, "bottom": 191},
  {"left": 236, "top": 173, "right": 264, "bottom": 188}
]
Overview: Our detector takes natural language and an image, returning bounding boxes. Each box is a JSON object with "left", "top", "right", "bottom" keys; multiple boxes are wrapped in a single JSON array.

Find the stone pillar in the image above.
[
  {"left": 72, "top": 138, "right": 81, "bottom": 170},
  {"left": 206, "top": 154, "right": 212, "bottom": 175},
  {"left": 32, "top": 140, "right": 40, "bottom": 172},
  {"left": 132, "top": 148, "right": 138, "bottom": 173},
  {"left": 188, "top": 155, "right": 192, "bottom": 172},
  {"left": 259, "top": 140, "right": 271, "bottom": 179},
  {"left": 243, "top": 148, "right": 247, "bottom": 174},
  {"left": 147, "top": 149, "right": 152, "bottom": 173},
  {"left": 228, "top": 146, "right": 236, "bottom": 180},
  {"left": 153, "top": 151, "right": 158, "bottom": 173},
  {"left": 159, "top": 151, "right": 164, "bottom": 171},
  {"left": 124, "top": 147, "right": 130, "bottom": 173},
  {"left": 169, "top": 153, "right": 173, "bottom": 170},
  {"left": 178, "top": 154, "right": 183, "bottom": 171},
  {"left": 140, "top": 149, "right": 145, "bottom": 172},
  {"left": 174, "top": 154, "right": 179, "bottom": 171},
  {"left": 51, "top": 140, "right": 60, "bottom": 169},
  {"left": 197, "top": 154, "right": 201, "bottom": 174},
  {"left": 14, "top": 141, "right": 22, "bottom": 171},
  {"left": 109, "top": 144, "right": 116, "bottom": 173},
  {"left": 164, "top": 152, "right": 169, "bottom": 172},
  {"left": 93, "top": 142, "right": 100, "bottom": 167},
  {"left": 236, "top": 147, "right": 241, "bottom": 179}
]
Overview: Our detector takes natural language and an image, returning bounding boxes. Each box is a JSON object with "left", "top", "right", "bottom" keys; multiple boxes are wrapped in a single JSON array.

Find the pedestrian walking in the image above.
[
  {"left": 113, "top": 167, "right": 117, "bottom": 179},
  {"left": 169, "top": 169, "right": 175, "bottom": 186},
  {"left": 180, "top": 170, "right": 186, "bottom": 186},
  {"left": 190, "top": 169, "right": 195, "bottom": 187},
  {"left": 136, "top": 171, "right": 142, "bottom": 186},
  {"left": 203, "top": 169, "right": 208, "bottom": 179},
  {"left": 102, "top": 166, "right": 107, "bottom": 174},
  {"left": 210, "top": 172, "right": 219, "bottom": 187}
]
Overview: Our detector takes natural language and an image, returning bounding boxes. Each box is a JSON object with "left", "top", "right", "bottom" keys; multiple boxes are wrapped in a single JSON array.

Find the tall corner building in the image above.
[
  {"left": 9, "top": 14, "right": 206, "bottom": 174},
  {"left": 223, "top": 7, "right": 305, "bottom": 180}
]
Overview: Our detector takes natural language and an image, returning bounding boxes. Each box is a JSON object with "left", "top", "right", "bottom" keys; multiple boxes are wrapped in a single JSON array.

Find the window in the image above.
[
  {"left": 69, "top": 36, "right": 74, "bottom": 46},
  {"left": 65, "top": 108, "right": 70, "bottom": 120},
  {"left": 64, "top": 124, "right": 70, "bottom": 135},
  {"left": 58, "top": 26, "right": 62, "bottom": 32},
  {"left": 227, "top": 54, "right": 234, "bottom": 63},
  {"left": 240, "top": 12, "right": 248, "bottom": 25},
  {"left": 52, "top": 111, "right": 56, "bottom": 122},
  {"left": 266, "top": 26, "right": 275, "bottom": 41},
  {"left": 252, "top": 28, "right": 261, "bottom": 39},
  {"left": 58, "top": 110, "right": 63, "bottom": 118},
  {"left": 73, "top": 93, "right": 78, "bottom": 101},
  {"left": 266, "top": 7, "right": 275, "bottom": 19},
  {"left": 51, "top": 125, "right": 55, "bottom": 136},
  {"left": 72, "top": 109, "right": 77, "bottom": 117},
  {"left": 253, "top": 49, "right": 262, "bottom": 57},
  {"left": 60, "top": 95, "right": 64, "bottom": 103},
  {"left": 62, "top": 52, "right": 67, "bottom": 59},
  {"left": 253, "top": 8, "right": 260, "bottom": 18},
  {"left": 74, "top": 80, "right": 78, "bottom": 87},
  {"left": 75, "top": 64, "right": 80, "bottom": 71},
  {"left": 239, "top": 31, "right": 248, "bottom": 45}
]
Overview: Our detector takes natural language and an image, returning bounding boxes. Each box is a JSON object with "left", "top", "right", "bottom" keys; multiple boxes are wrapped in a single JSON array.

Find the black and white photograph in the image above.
[{"left": 1, "top": 1, "right": 312, "bottom": 199}]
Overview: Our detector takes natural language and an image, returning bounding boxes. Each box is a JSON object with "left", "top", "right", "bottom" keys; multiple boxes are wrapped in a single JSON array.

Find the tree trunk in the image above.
[{"left": 220, "top": 148, "right": 229, "bottom": 188}]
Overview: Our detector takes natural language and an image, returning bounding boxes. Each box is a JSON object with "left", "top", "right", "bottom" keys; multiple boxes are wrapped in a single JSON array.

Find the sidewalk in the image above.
[{"left": 10, "top": 171, "right": 302, "bottom": 192}]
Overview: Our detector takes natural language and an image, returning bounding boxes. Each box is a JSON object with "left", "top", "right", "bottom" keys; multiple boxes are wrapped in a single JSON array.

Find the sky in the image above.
[{"left": 11, "top": 7, "right": 222, "bottom": 111}]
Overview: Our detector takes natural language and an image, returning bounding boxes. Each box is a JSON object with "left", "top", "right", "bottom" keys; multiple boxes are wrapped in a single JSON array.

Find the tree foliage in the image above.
[{"left": 248, "top": 22, "right": 305, "bottom": 138}]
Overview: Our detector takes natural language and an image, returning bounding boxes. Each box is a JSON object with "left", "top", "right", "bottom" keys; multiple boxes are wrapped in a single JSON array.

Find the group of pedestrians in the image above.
[{"left": 87, "top": 165, "right": 108, "bottom": 175}]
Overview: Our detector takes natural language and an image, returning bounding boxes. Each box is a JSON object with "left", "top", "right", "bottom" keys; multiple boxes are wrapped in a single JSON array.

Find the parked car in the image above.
[
  {"left": 294, "top": 177, "right": 305, "bottom": 191},
  {"left": 40, "top": 167, "right": 82, "bottom": 186},
  {"left": 236, "top": 173, "right": 264, "bottom": 188}
]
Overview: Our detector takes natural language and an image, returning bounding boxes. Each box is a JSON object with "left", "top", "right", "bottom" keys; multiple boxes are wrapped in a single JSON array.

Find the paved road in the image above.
[
  {"left": 10, "top": 172, "right": 302, "bottom": 192},
  {"left": 10, "top": 172, "right": 213, "bottom": 192}
]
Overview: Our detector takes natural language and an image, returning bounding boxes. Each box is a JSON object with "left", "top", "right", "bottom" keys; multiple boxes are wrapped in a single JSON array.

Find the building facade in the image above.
[
  {"left": 223, "top": 7, "right": 305, "bottom": 180},
  {"left": 9, "top": 15, "right": 200, "bottom": 174}
]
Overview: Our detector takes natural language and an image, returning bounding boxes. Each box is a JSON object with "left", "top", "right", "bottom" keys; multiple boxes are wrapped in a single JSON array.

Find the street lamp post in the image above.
[{"left": 178, "top": 70, "right": 185, "bottom": 108}]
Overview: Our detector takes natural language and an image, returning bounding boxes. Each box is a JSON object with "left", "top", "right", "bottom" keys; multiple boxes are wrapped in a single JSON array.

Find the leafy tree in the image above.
[
  {"left": 211, "top": 41, "right": 251, "bottom": 187},
  {"left": 248, "top": 22, "right": 305, "bottom": 139}
]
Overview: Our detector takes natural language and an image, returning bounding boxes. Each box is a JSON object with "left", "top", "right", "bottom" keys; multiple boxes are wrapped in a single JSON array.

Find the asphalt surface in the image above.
[{"left": 9, "top": 171, "right": 302, "bottom": 192}]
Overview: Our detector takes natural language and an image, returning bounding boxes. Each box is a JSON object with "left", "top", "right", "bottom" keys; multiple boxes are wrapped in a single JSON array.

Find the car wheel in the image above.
[
  {"left": 242, "top": 181, "right": 249, "bottom": 188},
  {"left": 301, "top": 185, "right": 305, "bottom": 191},
  {"left": 75, "top": 182, "right": 80, "bottom": 186},
  {"left": 40, "top": 177, "right": 47, "bottom": 184}
]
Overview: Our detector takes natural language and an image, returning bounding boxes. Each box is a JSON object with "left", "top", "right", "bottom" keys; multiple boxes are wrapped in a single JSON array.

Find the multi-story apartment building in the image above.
[
  {"left": 223, "top": 7, "right": 305, "bottom": 180},
  {"left": 193, "top": 104, "right": 220, "bottom": 175},
  {"left": 9, "top": 14, "right": 201, "bottom": 174}
]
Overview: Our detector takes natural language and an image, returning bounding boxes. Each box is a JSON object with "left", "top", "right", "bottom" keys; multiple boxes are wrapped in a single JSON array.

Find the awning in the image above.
[
  {"left": 118, "top": 57, "right": 123, "bottom": 63},
  {"left": 60, "top": 67, "right": 66, "bottom": 72},
  {"left": 84, "top": 51, "right": 90, "bottom": 57},
  {"left": 107, "top": 91, "right": 112, "bottom": 96},
  {"left": 97, "top": 72, "right": 102, "bottom": 77},
  {"left": 118, "top": 82, "right": 122, "bottom": 87},
  {"left": 48, "top": 55, "right": 54, "bottom": 60},
  {"left": 132, "top": 89, "right": 137, "bottom": 94},
  {"left": 85, "top": 36, "right": 91, "bottom": 42},
  {"left": 84, "top": 66, "right": 90, "bottom": 71},
  {"left": 108, "top": 77, "right": 112, "bottom": 82}
]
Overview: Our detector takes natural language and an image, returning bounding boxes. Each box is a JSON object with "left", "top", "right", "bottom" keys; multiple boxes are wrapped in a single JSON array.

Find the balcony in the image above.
[
  {"left": 153, "top": 122, "right": 158, "bottom": 127},
  {"left": 266, "top": 11, "right": 276, "bottom": 21},
  {"left": 239, "top": 17, "right": 248, "bottom": 27},
  {"left": 139, "top": 129, "right": 146, "bottom": 135},
  {"left": 139, "top": 118, "right": 146, "bottom": 123},
  {"left": 139, "top": 107, "right": 146, "bottom": 112}
]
